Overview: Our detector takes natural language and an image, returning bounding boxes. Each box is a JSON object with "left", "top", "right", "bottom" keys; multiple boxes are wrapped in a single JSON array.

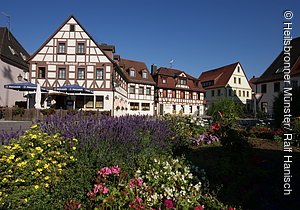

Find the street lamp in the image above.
[{"left": 17, "top": 74, "right": 23, "bottom": 81}]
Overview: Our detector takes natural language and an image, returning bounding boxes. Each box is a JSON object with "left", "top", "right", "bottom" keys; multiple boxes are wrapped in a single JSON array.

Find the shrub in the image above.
[
  {"left": 12, "top": 107, "right": 25, "bottom": 116},
  {"left": 0, "top": 125, "right": 77, "bottom": 209},
  {"left": 83, "top": 156, "right": 230, "bottom": 210},
  {"left": 0, "top": 128, "right": 23, "bottom": 146}
]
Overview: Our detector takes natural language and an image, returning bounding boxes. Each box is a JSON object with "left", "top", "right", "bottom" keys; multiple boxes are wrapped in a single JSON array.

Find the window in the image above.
[
  {"left": 162, "top": 77, "right": 167, "bottom": 84},
  {"left": 139, "top": 87, "right": 144, "bottom": 95},
  {"left": 141, "top": 103, "right": 150, "bottom": 111},
  {"left": 130, "top": 102, "right": 139, "bottom": 111},
  {"left": 181, "top": 105, "right": 185, "bottom": 112},
  {"left": 173, "top": 105, "right": 176, "bottom": 112},
  {"left": 70, "top": 24, "right": 75, "bottom": 32},
  {"left": 146, "top": 87, "right": 151, "bottom": 95},
  {"left": 58, "top": 68, "right": 66, "bottom": 79},
  {"left": 239, "top": 90, "right": 241, "bottom": 97},
  {"left": 274, "top": 82, "right": 280, "bottom": 92},
  {"left": 234, "top": 77, "right": 236, "bottom": 84},
  {"left": 246, "top": 91, "right": 249, "bottom": 97},
  {"left": 261, "top": 84, "right": 267, "bottom": 93},
  {"left": 228, "top": 89, "right": 232, "bottom": 96},
  {"left": 238, "top": 78, "right": 241, "bottom": 84},
  {"left": 85, "top": 96, "right": 94, "bottom": 108},
  {"left": 38, "top": 67, "right": 46, "bottom": 79},
  {"left": 77, "top": 43, "right": 85, "bottom": 54},
  {"left": 237, "top": 66, "right": 240, "bottom": 73},
  {"left": 211, "top": 90, "right": 215, "bottom": 97},
  {"left": 217, "top": 89, "right": 221, "bottom": 96},
  {"left": 179, "top": 79, "right": 187, "bottom": 85},
  {"left": 201, "top": 80, "right": 214, "bottom": 87},
  {"left": 163, "top": 90, "right": 167, "bottom": 98},
  {"left": 243, "top": 91, "right": 245, "bottom": 97},
  {"left": 129, "top": 86, "right": 135, "bottom": 94},
  {"left": 77, "top": 68, "right": 85, "bottom": 79},
  {"left": 189, "top": 106, "right": 193, "bottom": 113},
  {"left": 234, "top": 90, "right": 236, "bottom": 96},
  {"left": 180, "top": 91, "right": 185, "bottom": 99},
  {"left": 8, "top": 46, "right": 17, "bottom": 55},
  {"left": 189, "top": 92, "right": 193, "bottom": 99},
  {"left": 58, "top": 43, "right": 66, "bottom": 54},
  {"left": 142, "top": 71, "right": 147, "bottom": 79},
  {"left": 20, "top": 52, "right": 27, "bottom": 60},
  {"left": 96, "top": 68, "right": 104, "bottom": 80},
  {"left": 130, "top": 69, "right": 135, "bottom": 77},
  {"left": 172, "top": 90, "right": 176, "bottom": 98},
  {"left": 96, "top": 96, "right": 104, "bottom": 109}
]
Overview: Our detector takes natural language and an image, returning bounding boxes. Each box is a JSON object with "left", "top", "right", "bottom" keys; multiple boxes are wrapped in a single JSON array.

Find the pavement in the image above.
[{"left": 0, "top": 120, "right": 32, "bottom": 132}]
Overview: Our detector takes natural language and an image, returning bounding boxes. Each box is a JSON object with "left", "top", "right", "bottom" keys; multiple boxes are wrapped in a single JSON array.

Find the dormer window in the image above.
[
  {"left": 142, "top": 71, "right": 147, "bottom": 79},
  {"left": 201, "top": 80, "right": 214, "bottom": 87},
  {"left": 162, "top": 77, "right": 167, "bottom": 84},
  {"left": 8, "top": 46, "right": 17, "bottom": 55},
  {"left": 130, "top": 69, "right": 135, "bottom": 77},
  {"left": 179, "top": 79, "right": 187, "bottom": 85},
  {"left": 275, "top": 67, "right": 284, "bottom": 74},
  {"left": 20, "top": 52, "right": 27, "bottom": 61}
]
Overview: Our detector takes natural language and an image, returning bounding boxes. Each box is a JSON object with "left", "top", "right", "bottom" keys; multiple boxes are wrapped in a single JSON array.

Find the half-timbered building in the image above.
[
  {"left": 28, "top": 16, "right": 127, "bottom": 114},
  {"left": 118, "top": 58, "right": 155, "bottom": 115},
  {"left": 152, "top": 66, "right": 205, "bottom": 116}
]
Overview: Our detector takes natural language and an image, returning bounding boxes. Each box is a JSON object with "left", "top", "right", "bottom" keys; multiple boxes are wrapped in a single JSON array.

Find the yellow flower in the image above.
[
  {"left": 17, "top": 161, "right": 27, "bottom": 168},
  {"left": 35, "top": 147, "right": 43, "bottom": 152},
  {"left": 73, "top": 138, "right": 78, "bottom": 142},
  {"left": 57, "top": 164, "right": 62, "bottom": 168},
  {"left": 44, "top": 176, "right": 50, "bottom": 180},
  {"left": 70, "top": 156, "right": 75, "bottom": 160},
  {"left": 8, "top": 155, "right": 15, "bottom": 160},
  {"left": 24, "top": 198, "right": 28, "bottom": 203},
  {"left": 31, "top": 134, "right": 37, "bottom": 139},
  {"left": 29, "top": 142, "right": 34, "bottom": 147},
  {"left": 72, "top": 146, "right": 76, "bottom": 150},
  {"left": 53, "top": 134, "right": 59, "bottom": 138},
  {"left": 31, "top": 124, "right": 38, "bottom": 129},
  {"left": 44, "top": 183, "right": 49, "bottom": 188},
  {"left": 47, "top": 144, "right": 51, "bottom": 147},
  {"left": 37, "top": 168, "right": 43, "bottom": 173},
  {"left": 44, "top": 164, "right": 50, "bottom": 169},
  {"left": 2, "top": 178, "right": 8, "bottom": 183},
  {"left": 34, "top": 185, "right": 39, "bottom": 190},
  {"left": 30, "top": 153, "right": 35, "bottom": 158},
  {"left": 4, "top": 145, "right": 11, "bottom": 149}
]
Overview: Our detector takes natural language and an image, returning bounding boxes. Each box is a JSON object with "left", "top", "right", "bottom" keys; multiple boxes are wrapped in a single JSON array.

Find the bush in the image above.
[
  {"left": 0, "top": 125, "right": 77, "bottom": 209},
  {"left": 83, "top": 156, "right": 230, "bottom": 210}
]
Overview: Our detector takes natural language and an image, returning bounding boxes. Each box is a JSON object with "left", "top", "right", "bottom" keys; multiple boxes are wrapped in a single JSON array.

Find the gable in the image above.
[{"left": 29, "top": 16, "right": 110, "bottom": 63}]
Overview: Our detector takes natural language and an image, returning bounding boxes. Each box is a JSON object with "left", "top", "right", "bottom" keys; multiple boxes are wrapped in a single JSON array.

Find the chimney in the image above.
[{"left": 151, "top": 64, "right": 157, "bottom": 75}]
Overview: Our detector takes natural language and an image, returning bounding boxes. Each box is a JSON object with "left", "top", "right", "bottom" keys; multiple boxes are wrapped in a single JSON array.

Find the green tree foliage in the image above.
[{"left": 208, "top": 98, "right": 243, "bottom": 127}]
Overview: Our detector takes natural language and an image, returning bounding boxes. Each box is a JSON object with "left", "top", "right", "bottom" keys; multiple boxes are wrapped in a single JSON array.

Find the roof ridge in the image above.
[{"left": 202, "top": 62, "right": 239, "bottom": 73}]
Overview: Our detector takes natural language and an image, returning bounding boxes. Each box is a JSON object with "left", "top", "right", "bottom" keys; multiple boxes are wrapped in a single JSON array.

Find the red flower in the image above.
[
  {"left": 211, "top": 122, "right": 220, "bottom": 132},
  {"left": 98, "top": 167, "right": 112, "bottom": 177},
  {"left": 129, "top": 178, "right": 143, "bottom": 188},
  {"left": 194, "top": 205, "right": 204, "bottom": 210},
  {"left": 129, "top": 196, "right": 144, "bottom": 210},
  {"left": 228, "top": 208, "right": 235, "bottom": 210},
  {"left": 164, "top": 199, "right": 174, "bottom": 209}
]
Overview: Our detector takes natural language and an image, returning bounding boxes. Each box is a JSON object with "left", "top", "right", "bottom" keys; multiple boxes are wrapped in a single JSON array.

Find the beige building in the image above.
[
  {"left": 0, "top": 27, "right": 29, "bottom": 107},
  {"left": 199, "top": 62, "right": 252, "bottom": 109}
]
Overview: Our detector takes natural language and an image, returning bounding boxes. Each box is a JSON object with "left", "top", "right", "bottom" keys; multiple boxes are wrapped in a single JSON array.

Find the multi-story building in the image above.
[
  {"left": 28, "top": 16, "right": 127, "bottom": 114},
  {"left": 198, "top": 62, "right": 252, "bottom": 108},
  {"left": 152, "top": 66, "right": 205, "bottom": 116},
  {"left": 0, "top": 27, "right": 29, "bottom": 107},
  {"left": 253, "top": 37, "right": 300, "bottom": 116},
  {"left": 118, "top": 58, "right": 155, "bottom": 115}
]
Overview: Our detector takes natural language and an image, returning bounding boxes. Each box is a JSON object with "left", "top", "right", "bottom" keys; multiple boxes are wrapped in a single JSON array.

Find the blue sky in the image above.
[{"left": 1, "top": 0, "right": 300, "bottom": 79}]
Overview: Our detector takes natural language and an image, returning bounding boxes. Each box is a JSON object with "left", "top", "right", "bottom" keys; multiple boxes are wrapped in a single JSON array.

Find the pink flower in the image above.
[
  {"left": 164, "top": 199, "right": 174, "bottom": 209},
  {"left": 110, "top": 165, "right": 121, "bottom": 175},
  {"left": 98, "top": 167, "right": 112, "bottom": 177},
  {"left": 93, "top": 184, "right": 109, "bottom": 194},
  {"left": 129, "top": 196, "right": 144, "bottom": 210},
  {"left": 228, "top": 208, "right": 235, "bottom": 210},
  {"left": 129, "top": 178, "right": 143, "bottom": 188},
  {"left": 87, "top": 191, "right": 95, "bottom": 197},
  {"left": 194, "top": 205, "right": 205, "bottom": 210}
]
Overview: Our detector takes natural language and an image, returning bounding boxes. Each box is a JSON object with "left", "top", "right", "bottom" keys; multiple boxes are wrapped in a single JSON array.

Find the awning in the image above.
[
  {"left": 4, "top": 82, "right": 48, "bottom": 92},
  {"left": 53, "top": 84, "right": 93, "bottom": 94}
]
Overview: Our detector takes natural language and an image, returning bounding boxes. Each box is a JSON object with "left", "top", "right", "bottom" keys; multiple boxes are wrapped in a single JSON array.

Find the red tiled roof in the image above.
[
  {"left": 119, "top": 58, "right": 156, "bottom": 85},
  {"left": 154, "top": 67, "right": 204, "bottom": 92},
  {"left": 198, "top": 62, "right": 239, "bottom": 89}
]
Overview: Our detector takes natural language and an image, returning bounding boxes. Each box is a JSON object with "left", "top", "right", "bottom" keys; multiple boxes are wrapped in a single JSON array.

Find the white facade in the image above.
[
  {"left": 0, "top": 60, "right": 27, "bottom": 107},
  {"left": 29, "top": 16, "right": 118, "bottom": 113}
]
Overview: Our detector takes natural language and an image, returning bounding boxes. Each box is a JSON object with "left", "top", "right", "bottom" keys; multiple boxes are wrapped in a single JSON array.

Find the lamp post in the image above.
[
  {"left": 252, "top": 91, "right": 257, "bottom": 118},
  {"left": 17, "top": 74, "right": 23, "bottom": 81}
]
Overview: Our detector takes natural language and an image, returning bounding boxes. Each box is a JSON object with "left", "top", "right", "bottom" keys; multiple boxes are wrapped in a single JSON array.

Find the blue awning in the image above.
[
  {"left": 4, "top": 82, "right": 48, "bottom": 92},
  {"left": 53, "top": 84, "right": 93, "bottom": 94}
]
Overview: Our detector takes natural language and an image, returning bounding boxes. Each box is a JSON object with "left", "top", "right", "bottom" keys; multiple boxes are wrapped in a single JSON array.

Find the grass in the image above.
[{"left": 183, "top": 138, "right": 300, "bottom": 210}]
